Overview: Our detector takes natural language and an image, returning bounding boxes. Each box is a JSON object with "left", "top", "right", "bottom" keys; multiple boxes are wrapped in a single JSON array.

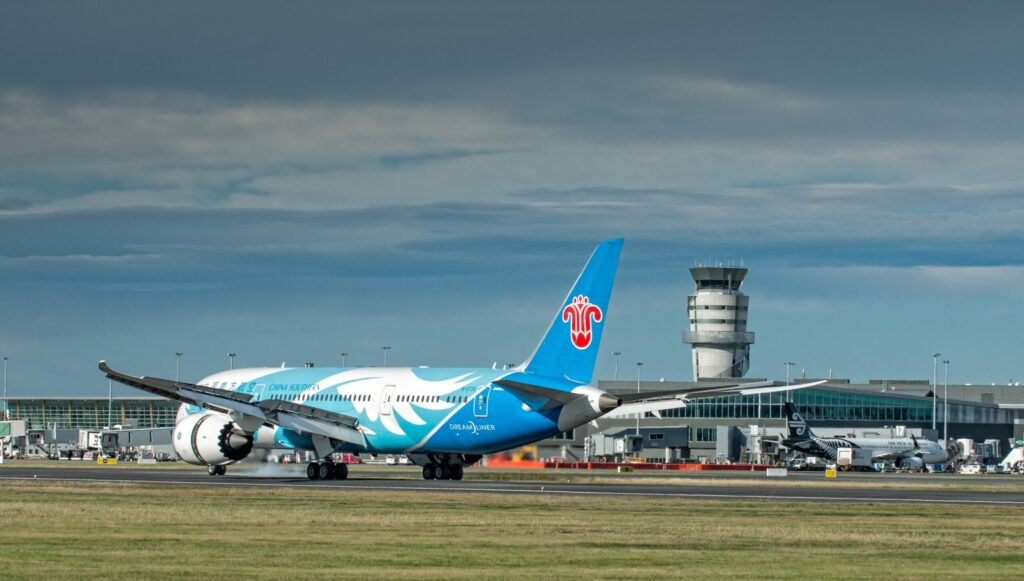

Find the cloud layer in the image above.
[{"left": 2, "top": 3, "right": 1023, "bottom": 392}]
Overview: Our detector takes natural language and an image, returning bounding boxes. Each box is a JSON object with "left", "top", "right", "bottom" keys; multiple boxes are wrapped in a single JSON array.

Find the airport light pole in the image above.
[
  {"left": 341, "top": 352, "right": 348, "bottom": 367},
  {"left": 784, "top": 361, "right": 795, "bottom": 403},
  {"left": 613, "top": 352, "right": 622, "bottom": 380},
  {"left": 107, "top": 379, "right": 113, "bottom": 431},
  {"left": 635, "top": 362, "right": 643, "bottom": 436},
  {"left": 2, "top": 354, "right": 6, "bottom": 463},
  {"left": 2, "top": 354, "right": 7, "bottom": 422},
  {"left": 943, "top": 359, "right": 950, "bottom": 444},
  {"left": 228, "top": 352, "right": 236, "bottom": 370},
  {"left": 175, "top": 352, "right": 183, "bottom": 383},
  {"left": 382, "top": 346, "right": 391, "bottom": 368},
  {"left": 932, "top": 352, "right": 941, "bottom": 431}
]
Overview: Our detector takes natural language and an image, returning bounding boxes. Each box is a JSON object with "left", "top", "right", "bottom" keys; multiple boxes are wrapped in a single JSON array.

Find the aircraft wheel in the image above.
[
  {"left": 319, "top": 462, "right": 335, "bottom": 480},
  {"left": 422, "top": 463, "right": 436, "bottom": 480},
  {"left": 450, "top": 464, "right": 464, "bottom": 481},
  {"left": 336, "top": 463, "right": 349, "bottom": 480},
  {"left": 437, "top": 463, "right": 451, "bottom": 480},
  {"left": 307, "top": 462, "right": 320, "bottom": 480},
  {"left": 208, "top": 465, "right": 219, "bottom": 477}
]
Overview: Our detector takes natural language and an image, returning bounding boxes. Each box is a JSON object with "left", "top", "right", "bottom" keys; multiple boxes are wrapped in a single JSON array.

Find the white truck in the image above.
[
  {"left": 837, "top": 447, "right": 855, "bottom": 468},
  {"left": 77, "top": 430, "right": 103, "bottom": 451}
]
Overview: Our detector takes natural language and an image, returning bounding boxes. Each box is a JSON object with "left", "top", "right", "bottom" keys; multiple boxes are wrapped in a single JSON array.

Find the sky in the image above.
[{"left": 2, "top": 2, "right": 1024, "bottom": 396}]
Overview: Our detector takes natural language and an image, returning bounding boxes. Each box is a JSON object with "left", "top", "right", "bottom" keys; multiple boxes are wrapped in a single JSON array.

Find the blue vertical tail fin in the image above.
[{"left": 519, "top": 238, "right": 623, "bottom": 384}]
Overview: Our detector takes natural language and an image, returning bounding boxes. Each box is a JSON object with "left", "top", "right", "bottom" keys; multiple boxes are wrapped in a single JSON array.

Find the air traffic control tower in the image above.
[{"left": 683, "top": 265, "right": 755, "bottom": 380}]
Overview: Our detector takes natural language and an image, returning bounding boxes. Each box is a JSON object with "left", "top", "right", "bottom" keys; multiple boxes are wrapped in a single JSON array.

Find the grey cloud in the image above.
[
  {"left": 3, "top": 196, "right": 1023, "bottom": 300},
  {"left": 0, "top": 91, "right": 524, "bottom": 173},
  {"left": 0, "top": 197, "right": 34, "bottom": 210},
  {"left": 4, "top": 2, "right": 1023, "bottom": 99},
  {"left": 4, "top": 2, "right": 1024, "bottom": 390}
]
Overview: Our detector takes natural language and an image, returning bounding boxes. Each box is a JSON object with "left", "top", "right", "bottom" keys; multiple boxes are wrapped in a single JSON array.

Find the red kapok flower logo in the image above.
[{"left": 562, "top": 295, "right": 603, "bottom": 349}]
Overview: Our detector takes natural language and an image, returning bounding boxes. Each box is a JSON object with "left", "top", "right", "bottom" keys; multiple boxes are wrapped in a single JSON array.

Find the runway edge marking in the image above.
[{"left": 2, "top": 475, "right": 1023, "bottom": 506}]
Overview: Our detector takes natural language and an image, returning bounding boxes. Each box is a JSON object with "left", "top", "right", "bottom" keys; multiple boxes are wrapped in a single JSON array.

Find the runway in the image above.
[{"left": 4, "top": 465, "right": 1024, "bottom": 505}]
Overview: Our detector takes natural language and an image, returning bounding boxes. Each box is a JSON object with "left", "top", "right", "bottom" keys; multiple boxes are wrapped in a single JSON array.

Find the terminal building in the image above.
[
  {"left": 571, "top": 378, "right": 1024, "bottom": 464},
  {"left": 2, "top": 396, "right": 178, "bottom": 459},
  {"left": 6, "top": 396, "right": 178, "bottom": 429}
]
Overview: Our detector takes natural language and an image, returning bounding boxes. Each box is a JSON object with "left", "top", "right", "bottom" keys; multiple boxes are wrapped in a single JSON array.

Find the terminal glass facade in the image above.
[
  {"left": 8, "top": 399, "right": 179, "bottom": 429},
  {"left": 658, "top": 389, "right": 934, "bottom": 423}
]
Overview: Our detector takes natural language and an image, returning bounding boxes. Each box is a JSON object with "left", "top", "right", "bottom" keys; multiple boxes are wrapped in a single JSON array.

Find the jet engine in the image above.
[
  {"left": 898, "top": 456, "right": 924, "bottom": 470},
  {"left": 945, "top": 440, "right": 963, "bottom": 464},
  {"left": 173, "top": 411, "right": 254, "bottom": 466}
]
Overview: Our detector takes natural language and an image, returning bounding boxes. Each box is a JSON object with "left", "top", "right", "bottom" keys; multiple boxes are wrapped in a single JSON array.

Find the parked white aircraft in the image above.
[{"left": 783, "top": 403, "right": 949, "bottom": 469}]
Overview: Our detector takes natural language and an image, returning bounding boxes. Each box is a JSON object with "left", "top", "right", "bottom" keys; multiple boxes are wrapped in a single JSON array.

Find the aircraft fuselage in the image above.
[{"left": 181, "top": 366, "right": 564, "bottom": 456}]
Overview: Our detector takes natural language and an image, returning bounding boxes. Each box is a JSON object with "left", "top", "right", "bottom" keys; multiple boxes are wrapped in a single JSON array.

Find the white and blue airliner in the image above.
[{"left": 101, "top": 239, "right": 819, "bottom": 480}]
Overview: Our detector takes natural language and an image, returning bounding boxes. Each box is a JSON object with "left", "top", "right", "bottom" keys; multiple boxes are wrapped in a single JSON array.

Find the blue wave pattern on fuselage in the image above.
[
  {"left": 181, "top": 239, "right": 624, "bottom": 458},
  {"left": 193, "top": 366, "right": 563, "bottom": 455}
]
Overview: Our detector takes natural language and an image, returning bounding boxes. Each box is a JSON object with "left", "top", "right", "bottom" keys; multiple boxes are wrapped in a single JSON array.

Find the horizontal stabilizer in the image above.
[
  {"left": 737, "top": 380, "right": 826, "bottom": 396},
  {"left": 602, "top": 399, "right": 687, "bottom": 419},
  {"left": 618, "top": 380, "right": 826, "bottom": 405},
  {"left": 492, "top": 378, "right": 583, "bottom": 411}
]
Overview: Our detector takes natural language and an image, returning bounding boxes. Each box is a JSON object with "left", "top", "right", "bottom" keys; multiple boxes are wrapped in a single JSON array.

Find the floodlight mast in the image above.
[
  {"left": 942, "top": 359, "right": 950, "bottom": 444},
  {"left": 635, "top": 362, "right": 644, "bottom": 436},
  {"left": 2, "top": 354, "right": 8, "bottom": 422},
  {"left": 932, "top": 353, "right": 941, "bottom": 431},
  {"left": 2, "top": 354, "right": 6, "bottom": 462}
]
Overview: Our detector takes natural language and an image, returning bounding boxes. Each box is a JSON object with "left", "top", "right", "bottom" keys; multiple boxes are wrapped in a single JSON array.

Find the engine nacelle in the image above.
[
  {"left": 173, "top": 412, "right": 254, "bottom": 466},
  {"left": 898, "top": 456, "right": 924, "bottom": 470},
  {"left": 557, "top": 385, "right": 621, "bottom": 432}
]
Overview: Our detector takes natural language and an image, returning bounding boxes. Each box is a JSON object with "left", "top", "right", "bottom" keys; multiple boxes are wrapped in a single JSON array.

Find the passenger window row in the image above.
[
  {"left": 395, "top": 394, "right": 468, "bottom": 404},
  {"left": 299, "top": 393, "right": 370, "bottom": 402},
  {"left": 295, "top": 393, "right": 468, "bottom": 404}
]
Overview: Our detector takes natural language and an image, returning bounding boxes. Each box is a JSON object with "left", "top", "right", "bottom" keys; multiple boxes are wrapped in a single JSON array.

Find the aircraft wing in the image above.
[
  {"left": 871, "top": 436, "right": 925, "bottom": 462},
  {"left": 99, "top": 361, "right": 364, "bottom": 445},
  {"left": 606, "top": 380, "right": 826, "bottom": 418},
  {"left": 871, "top": 449, "right": 924, "bottom": 462}
]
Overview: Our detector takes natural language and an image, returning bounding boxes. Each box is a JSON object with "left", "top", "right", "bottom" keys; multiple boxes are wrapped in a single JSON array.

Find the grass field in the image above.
[{"left": 1, "top": 480, "right": 1022, "bottom": 580}]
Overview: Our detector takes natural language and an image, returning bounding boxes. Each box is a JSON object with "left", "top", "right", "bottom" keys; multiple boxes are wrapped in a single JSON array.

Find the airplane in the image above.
[
  {"left": 782, "top": 402, "right": 949, "bottom": 470},
  {"left": 100, "top": 238, "right": 823, "bottom": 481}
]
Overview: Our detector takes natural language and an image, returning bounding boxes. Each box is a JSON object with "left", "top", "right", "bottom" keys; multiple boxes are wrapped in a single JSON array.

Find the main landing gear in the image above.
[
  {"left": 422, "top": 462, "right": 463, "bottom": 481},
  {"left": 207, "top": 465, "right": 227, "bottom": 476},
  {"left": 306, "top": 460, "right": 348, "bottom": 481}
]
